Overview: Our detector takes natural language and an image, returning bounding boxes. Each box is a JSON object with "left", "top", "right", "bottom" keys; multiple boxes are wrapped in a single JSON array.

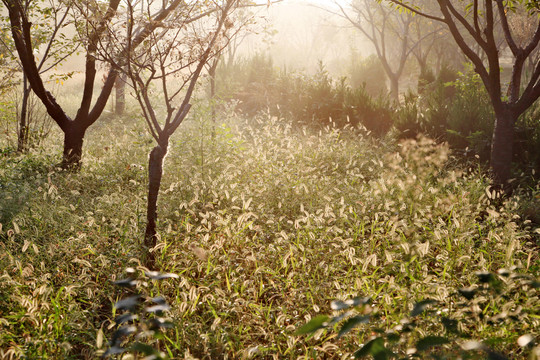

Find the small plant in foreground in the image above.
[
  {"left": 296, "top": 268, "right": 539, "bottom": 359},
  {"left": 101, "top": 268, "right": 179, "bottom": 359}
]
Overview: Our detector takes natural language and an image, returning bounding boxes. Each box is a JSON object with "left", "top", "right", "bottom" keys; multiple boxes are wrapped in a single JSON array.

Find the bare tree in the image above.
[
  {"left": 386, "top": 0, "right": 540, "bottom": 186},
  {"left": 2, "top": 0, "right": 205, "bottom": 168},
  {"left": 0, "top": 0, "right": 79, "bottom": 152},
  {"left": 3, "top": 0, "right": 122, "bottom": 167},
  {"left": 333, "top": 0, "right": 433, "bottom": 100},
  {"left": 115, "top": 0, "right": 238, "bottom": 266}
]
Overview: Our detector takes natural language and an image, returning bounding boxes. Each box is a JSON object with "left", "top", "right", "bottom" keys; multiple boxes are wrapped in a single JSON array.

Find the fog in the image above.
[{"left": 233, "top": 0, "right": 374, "bottom": 76}]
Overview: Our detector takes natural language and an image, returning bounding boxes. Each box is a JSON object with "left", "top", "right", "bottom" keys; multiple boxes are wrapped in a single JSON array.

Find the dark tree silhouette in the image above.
[
  {"left": 386, "top": 0, "right": 540, "bottom": 186},
  {"left": 2, "top": 0, "right": 191, "bottom": 168}
]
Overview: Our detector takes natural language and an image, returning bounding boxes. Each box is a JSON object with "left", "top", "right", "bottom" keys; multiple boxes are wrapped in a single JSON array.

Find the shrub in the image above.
[
  {"left": 216, "top": 55, "right": 395, "bottom": 136},
  {"left": 101, "top": 268, "right": 178, "bottom": 359},
  {"left": 395, "top": 65, "right": 495, "bottom": 160},
  {"left": 348, "top": 53, "right": 388, "bottom": 96},
  {"left": 297, "top": 268, "right": 539, "bottom": 359},
  {"left": 446, "top": 68, "right": 494, "bottom": 159}
]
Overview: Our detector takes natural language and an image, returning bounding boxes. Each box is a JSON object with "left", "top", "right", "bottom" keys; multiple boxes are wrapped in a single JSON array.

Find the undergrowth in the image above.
[{"left": 0, "top": 110, "right": 538, "bottom": 359}]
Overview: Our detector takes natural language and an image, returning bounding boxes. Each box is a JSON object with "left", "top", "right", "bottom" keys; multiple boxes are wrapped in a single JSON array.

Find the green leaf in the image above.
[
  {"left": 411, "top": 299, "right": 437, "bottom": 317},
  {"left": 103, "top": 345, "right": 126, "bottom": 357},
  {"left": 475, "top": 271, "right": 495, "bottom": 283},
  {"left": 386, "top": 331, "right": 400, "bottom": 343},
  {"left": 416, "top": 336, "right": 450, "bottom": 351},
  {"left": 114, "top": 278, "right": 137, "bottom": 287},
  {"left": 145, "top": 271, "right": 179, "bottom": 280},
  {"left": 115, "top": 313, "right": 138, "bottom": 324},
  {"left": 517, "top": 334, "right": 535, "bottom": 347},
  {"left": 354, "top": 337, "right": 392, "bottom": 359},
  {"left": 131, "top": 342, "right": 158, "bottom": 355},
  {"left": 294, "top": 315, "right": 329, "bottom": 335},
  {"left": 441, "top": 317, "right": 459, "bottom": 334},
  {"left": 114, "top": 295, "right": 141, "bottom": 311},
  {"left": 461, "top": 341, "right": 486, "bottom": 351},
  {"left": 146, "top": 304, "right": 171, "bottom": 313},
  {"left": 486, "top": 350, "right": 509, "bottom": 360},
  {"left": 337, "top": 315, "right": 370, "bottom": 338}
]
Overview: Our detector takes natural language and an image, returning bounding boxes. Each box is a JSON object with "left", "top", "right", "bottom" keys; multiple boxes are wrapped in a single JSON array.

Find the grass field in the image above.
[{"left": 0, "top": 108, "right": 538, "bottom": 359}]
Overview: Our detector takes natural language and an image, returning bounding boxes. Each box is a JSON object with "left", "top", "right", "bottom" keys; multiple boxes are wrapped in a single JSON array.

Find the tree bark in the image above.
[
  {"left": 491, "top": 107, "right": 516, "bottom": 186},
  {"left": 389, "top": 76, "right": 399, "bottom": 101},
  {"left": 61, "top": 125, "right": 87, "bottom": 169},
  {"left": 144, "top": 141, "right": 168, "bottom": 266},
  {"left": 115, "top": 73, "right": 126, "bottom": 115},
  {"left": 17, "top": 77, "right": 31, "bottom": 152}
]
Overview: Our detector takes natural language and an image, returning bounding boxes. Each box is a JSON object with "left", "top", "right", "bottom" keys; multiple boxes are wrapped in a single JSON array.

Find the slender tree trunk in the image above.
[
  {"left": 17, "top": 77, "right": 31, "bottom": 152},
  {"left": 209, "top": 60, "right": 218, "bottom": 139},
  {"left": 491, "top": 107, "right": 516, "bottom": 186},
  {"left": 389, "top": 76, "right": 399, "bottom": 101},
  {"left": 115, "top": 73, "right": 126, "bottom": 115},
  {"left": 61, "top": 125, "right": 87, "bottom": 169},
  {"left": 144, "top": 141, "right": 168, "bottom": 266}
]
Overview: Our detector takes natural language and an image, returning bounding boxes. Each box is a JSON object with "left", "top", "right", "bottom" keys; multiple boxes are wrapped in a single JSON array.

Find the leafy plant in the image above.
[
  {"left": 296, "top": 268, "right": 539, "bottom": 359},
  {"left": 101, "top": 268, "right": 178, "bottom": 359}
]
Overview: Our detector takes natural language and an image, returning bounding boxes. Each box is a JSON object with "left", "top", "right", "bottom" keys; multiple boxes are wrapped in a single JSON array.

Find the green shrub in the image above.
[
  {"left": 514, "top": 100, "right": 540, "bottom": 173},
  {"left": 216, "top": 56, "right": 394, "bottom": 136},
  {"left": 101, "top": 268, "right": 178, "bottom": 359},
  {"left": 446, "top": 68, "right": 494, "bottom": 159},
  {"left": 297, "top": 268, "right": 539, "bottom": 359},
  {"left": 395, "top": 65, "right": 495, "bottom": 160}
]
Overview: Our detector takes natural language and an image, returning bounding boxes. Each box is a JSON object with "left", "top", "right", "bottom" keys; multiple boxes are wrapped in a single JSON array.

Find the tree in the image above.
[
  {"left": 386, "top": 0, "right": 540, "bottom": 185},
  {"left": 114, "top": 0, "right": 238, "bottom": 266},
  {"left": 2, "top": 0, "right": 192, "bottom": 168},
  {"left": 333, "top": 0, "right": 433, "bottom": 100},
  {"left": 0, "top": 0, "right": 78, "bottom": 152},
  {"left": 3, "top": 0, "right": 120, "bottom": 167}
]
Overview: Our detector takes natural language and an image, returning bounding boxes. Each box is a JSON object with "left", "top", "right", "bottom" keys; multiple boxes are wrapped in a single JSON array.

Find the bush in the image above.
[
  {"left": 446, "top": 69, "right": 494, "bottom": 159},
  {"left": 297, "top": 268, "right": 539, "bottom": 359},
  {"left": 218, "top": 57, "right": 395, "bottom": 136},
  {"left": 514, "top": 100, "right": 540, "bottom": 173},
  {"left": 348, "top": 53, "right": 388, "bottom": 96},
  {"left": 396, "top": 65, "right": 495, "bottom": 160}
]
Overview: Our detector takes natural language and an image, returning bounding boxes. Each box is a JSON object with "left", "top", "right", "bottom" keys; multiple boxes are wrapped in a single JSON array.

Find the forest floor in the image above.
[{"left": 0, "top": 108, "right": 539, "bottom": 359}]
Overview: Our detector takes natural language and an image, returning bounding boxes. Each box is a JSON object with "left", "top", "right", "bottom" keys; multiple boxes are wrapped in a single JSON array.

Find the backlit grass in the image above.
[{"left": 0, "top": 110, "right": 538, "bottom": 359}]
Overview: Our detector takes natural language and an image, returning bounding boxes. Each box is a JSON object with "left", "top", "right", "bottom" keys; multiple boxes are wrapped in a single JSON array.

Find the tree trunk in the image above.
[
  {"left": 389, "top": 76, "right": 399, "bottom": 101},
  {"left": 209, "top": 60, "right": 218, "bottom": 139},
  {"left": 490, "top": 107, "right": 516, "bottom": 187},
  {"left": 17, "top": 77, "right": 31, "bottom": 152},
  {"left": 144, "top": 142, "right": 168, "bottom": 266},
  {"left": 61, "top": 125, "right": 87, "bottom": 169},
  {"left": 115, "top": 73, "right": 126, "bottom": 115}
]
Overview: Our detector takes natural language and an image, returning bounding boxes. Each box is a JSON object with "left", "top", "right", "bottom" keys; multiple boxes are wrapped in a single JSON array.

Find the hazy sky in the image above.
[{"left": 240, "top": 0, "right": 373, "bottom": 74}]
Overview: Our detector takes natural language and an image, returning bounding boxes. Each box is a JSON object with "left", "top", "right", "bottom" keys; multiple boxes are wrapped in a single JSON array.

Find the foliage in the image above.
[
  {"left": 218, "top": 57, "right": 394, "bottom": 136},
  {"left": 446, "top": 69, "right": 494, "bottom": 159},
  {"left": 347, "top": 53, "right": 387, "bottom": 96},
  {"left": 100, "top": 268, "right": 178, "bottom": 359},
  {"left": 514, "top": 99, "right": 540, "bottom": 173},
  {"left": 0, "top": 109, "right": 538, "bottom": 358},
  {"left": 0, "top": 99, "right": 17, "bottom": 147},
  {"left": 396, "top": 66, "right": 494, "bottom": 160},
  {"left": 297, "top": 268, "right": 539, "bottom": 359}
]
